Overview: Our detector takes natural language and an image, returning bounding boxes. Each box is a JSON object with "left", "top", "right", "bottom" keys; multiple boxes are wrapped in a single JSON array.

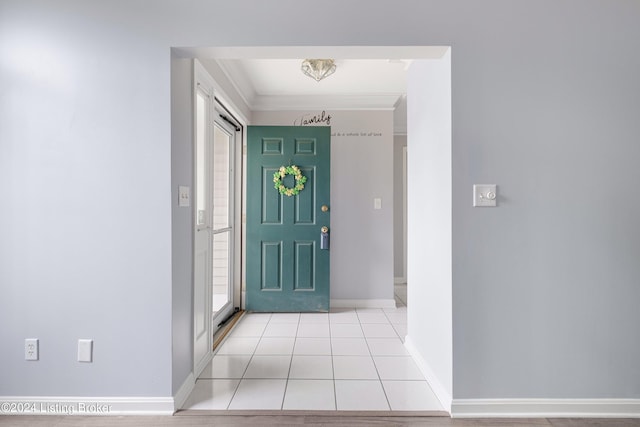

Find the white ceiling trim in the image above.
[
  {"left": 250, "top": 94, "right": 403, "bottom": 111},
  {"left": 216, "top": 59, "right": 256, "bottom": 110}
]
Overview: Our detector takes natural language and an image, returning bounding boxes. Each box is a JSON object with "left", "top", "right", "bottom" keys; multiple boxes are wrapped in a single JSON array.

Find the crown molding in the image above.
[
  {"left": 215, "top": 59, "right": 256, "bottom": 110},
  {"left": 251, "top": 94, "right": 402, "bottom": 111}
]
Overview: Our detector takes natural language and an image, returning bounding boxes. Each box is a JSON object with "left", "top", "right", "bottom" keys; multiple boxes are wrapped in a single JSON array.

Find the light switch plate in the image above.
[
  {"left": 374, "top": 198, "right": 382, "bottom": 210},
  {"left": 473, "top": 184, "right": 497, "bottom": 207},
  {"left": 78, "top": 339, "right": 93, "bottom": 363},
  {"left": 178, "top": 186, "right": 190, "bottom": 207}
]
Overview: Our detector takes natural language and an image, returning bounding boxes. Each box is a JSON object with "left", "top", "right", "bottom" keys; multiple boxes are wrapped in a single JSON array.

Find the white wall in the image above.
[
  {"left": 406, "top": 54, "right": 453, "bottom": 408},
  {"left": 252, "top": 110, "right": 395, "bottom": 302},
  {"left": 2, "top": 0, "right": 640, "bottom": 409}
]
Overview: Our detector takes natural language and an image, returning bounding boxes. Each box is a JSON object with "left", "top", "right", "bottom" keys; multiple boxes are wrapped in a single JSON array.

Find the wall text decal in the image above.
[
  {"left": 332, "top": 132, "right": 383, "bottom": 137},
  {"left": 294, "top": 110, "right": 332, "bottom": 126}
]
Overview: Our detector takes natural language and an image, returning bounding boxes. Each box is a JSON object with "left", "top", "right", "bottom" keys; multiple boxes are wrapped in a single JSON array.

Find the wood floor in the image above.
[{"left": 1, "top": 415, "right": 639, "bottom": 426}]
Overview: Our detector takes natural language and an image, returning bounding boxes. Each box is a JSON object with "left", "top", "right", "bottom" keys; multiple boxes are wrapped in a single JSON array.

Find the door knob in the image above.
[
  {"left": 321, "top": 226, "right": 328, "bottom": 233},
  {"left": 321, "top": 205, "right": 329, "bottom": 212}
]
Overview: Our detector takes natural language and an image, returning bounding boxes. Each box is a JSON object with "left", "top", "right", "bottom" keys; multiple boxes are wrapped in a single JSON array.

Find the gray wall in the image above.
[
  {"left": 170, "top": 57, "right": 194, "bottom": 394},
  {"left": 393, "top": 135, "right": 407, "bottom": 280},
  {"left": 0, "top": 1, "right": 174, "bottom": 396},
  {"left": 1, "top": 0, "right": 639, "bottom": 402},
  {"left": 449, "top": 3, "right": 640, "bottom": 398}
]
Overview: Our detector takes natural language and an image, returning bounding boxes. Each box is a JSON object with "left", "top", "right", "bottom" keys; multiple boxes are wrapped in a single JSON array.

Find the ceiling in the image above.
[
  {"left": 187, "top": 47, "right": 449, "bottom": 134},
  {"left": 218, "top": 58, "right": 409, "bottom": 98},
  {"left": 216, "top": 58, "right": 409, "bottom": 132}
]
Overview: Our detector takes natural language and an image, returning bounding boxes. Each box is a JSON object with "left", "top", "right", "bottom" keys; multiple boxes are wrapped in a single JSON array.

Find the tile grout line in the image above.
[
  {"left": 224, "top": 315, "right": 263, "bottom": 410},
  {"left": 329, "top": 314, "right": 338, "bottom": 411},
  {"left": 280, "top": 315, "right": 300, "bottom": 410},
  {"left": 360, "top": 310, "right": 392, "bottom": 411}
]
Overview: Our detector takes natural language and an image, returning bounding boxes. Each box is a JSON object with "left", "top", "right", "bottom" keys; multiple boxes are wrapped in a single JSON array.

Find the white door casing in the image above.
[
  {"left": 193, "top": 61, "right": 240, "bottom": 378},
  {"left": 193, "top": 83, "right": 213, "bottom": 377}
]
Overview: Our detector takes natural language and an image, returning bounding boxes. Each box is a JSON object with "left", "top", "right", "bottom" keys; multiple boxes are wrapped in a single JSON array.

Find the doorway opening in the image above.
[{"left": 172, "top": 46, "right": 453, "bottom": 412}]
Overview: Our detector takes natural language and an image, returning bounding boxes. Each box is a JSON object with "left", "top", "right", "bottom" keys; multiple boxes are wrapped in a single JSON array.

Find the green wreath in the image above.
[{"left": 273, "top": 165, "right": 307, "bottom": 196}]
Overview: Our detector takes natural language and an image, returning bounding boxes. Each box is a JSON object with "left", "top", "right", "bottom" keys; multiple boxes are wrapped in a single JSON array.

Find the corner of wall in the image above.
[{"left": 404, "top": 336, "right": 452, "bottom": 414}]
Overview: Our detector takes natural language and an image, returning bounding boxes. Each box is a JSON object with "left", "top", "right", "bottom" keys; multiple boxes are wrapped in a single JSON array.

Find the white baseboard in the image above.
[
  {"left": 0, "top": 396, "right": 174, "bottom": 415},
  {"left": 404, "top": 336, "right": 452, "bottom": 413},
  {"left": 330, "top": 299, "right": 396, "bottom": 309},
  {"left": 173, "top": 372, "right": 195, "bottom": 411},
  {"left": 451, "top": 398, "right": 640, "bottom": 418},
  {"left": 394, "top": 277, "right": 407, "bottom": 285}
]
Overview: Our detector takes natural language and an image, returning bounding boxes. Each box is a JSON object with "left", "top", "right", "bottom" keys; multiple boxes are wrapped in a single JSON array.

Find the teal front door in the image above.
[{"left": 246, "top": 126, "right": 330, "bottom": 312}]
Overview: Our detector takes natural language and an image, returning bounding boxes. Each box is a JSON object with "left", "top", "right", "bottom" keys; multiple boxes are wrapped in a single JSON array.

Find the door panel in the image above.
[
  {"left": 294, "top": 167, "right": 315, "bottom": 224},
  {"left": 212, "top": 231, "right": 230, "bottom": 312},
  {"left": 247, "top": 126, "right": 330, "bottom": 312},
  {"left": 294, "top": 241, "right": 314, "bottom": 290},
  {"left": 261, "top": 241, "right": 282, "bottom": 290},
  {"left": 210, "top": 120, "right": 234, "bottom": 317},
  {"left": 261, "top": 168, "right": 282, "bottom": 224},
  {"left": 212, "top": 125, "right": 230, "bottom": 229},
  {"left": 193, "top": 248, "right": 209, "bottom": 351}
]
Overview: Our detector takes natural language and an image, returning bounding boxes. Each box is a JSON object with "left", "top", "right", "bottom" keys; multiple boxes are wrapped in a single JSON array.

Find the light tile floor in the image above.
[{"left": 182, "top": 292, "right": 443, "bottom": 412}]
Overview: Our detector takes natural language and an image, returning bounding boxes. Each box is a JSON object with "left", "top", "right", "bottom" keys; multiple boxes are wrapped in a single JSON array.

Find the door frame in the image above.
[
  {"left": 192, "top": 74, "right": 213, "bottom": 377},
  {"left": 209, "top": 106, "right": 237, "bottom": 326},
  {"left": 245, "top": 125, "right": 331, "bottom": 312},
  {"left": 183, "top": 49, "right": 453, "bottom": 411},
  {"left": 192, "top": 60, "right": 246, "bottom": 377}
]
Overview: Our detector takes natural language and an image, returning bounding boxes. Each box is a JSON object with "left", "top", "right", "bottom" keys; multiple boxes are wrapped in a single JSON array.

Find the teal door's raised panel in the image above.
[
  {"left": 294, "top": 167, "right": 315, "bottom": 224},
  {"left": 262, "top": 138, "right": 283, "bottom": 154},
  {"left": 261, "top": 167, "right": 283, "bottom": 224},
  {"left": 247, "top": 126, "right": 330, "bottom": 312},
  {"left": 295, "top": 138, "right": 316, "bottom": 155},
  {"left": 294, "top": 241, "right": 315, "bottom": 290},
  {"left": 261, "top": 242, "right": 282, "bottom": 290}
]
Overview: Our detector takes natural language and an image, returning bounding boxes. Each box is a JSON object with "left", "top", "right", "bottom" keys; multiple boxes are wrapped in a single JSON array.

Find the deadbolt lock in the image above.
[
  {"left": 320, "top": 226, "right": 329, "bottom": 250},
  {"left": 321, "top": 205, "right": 329, "bottom": 212}
]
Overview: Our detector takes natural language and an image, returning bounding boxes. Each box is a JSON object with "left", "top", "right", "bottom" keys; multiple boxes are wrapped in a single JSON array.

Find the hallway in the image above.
[{"left": 181, "top": 297, "right": 443, "bottom": 412}]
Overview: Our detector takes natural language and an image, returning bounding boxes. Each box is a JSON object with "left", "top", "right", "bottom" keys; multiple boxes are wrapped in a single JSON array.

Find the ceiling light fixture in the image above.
[{"left": 301, "top": 59, "right": 336, "bottom": 82}]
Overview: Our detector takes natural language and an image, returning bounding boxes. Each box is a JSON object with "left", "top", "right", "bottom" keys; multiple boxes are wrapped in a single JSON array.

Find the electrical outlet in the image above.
[{"left": 25, "top": 338, "right": 39, "bottom": 361}]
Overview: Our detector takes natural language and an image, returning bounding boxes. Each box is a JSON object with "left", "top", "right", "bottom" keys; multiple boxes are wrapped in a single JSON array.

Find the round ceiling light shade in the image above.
[{"left": 301, "top": 59, "right": 337, "bottom": 82}]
